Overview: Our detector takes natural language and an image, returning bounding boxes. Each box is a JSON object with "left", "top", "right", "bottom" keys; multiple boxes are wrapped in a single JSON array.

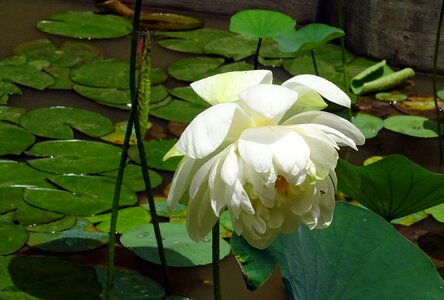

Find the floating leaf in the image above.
[
  {"left": 71, "top": 59, "right": 130, "bottom": 89},
  {"left": 0, "top": 187, "right": 23, "bottom": 214},
  {"left": 140, "top": 12, "right": 203, "bottom": 30},
  {"left": 150, "top": 99, "right": 209, "bottom": 122},
  {"left": 375, "top": 91, "right": 408, "bottom": 102},
  {"left": 27, "top": 216, "right": 77, "bottom": 232},
  {"left": 153, "top": 200, "right": 187, "bottom": 219},
  {"left": 95, "top": 267, "right": 165, "bottom": 300},
  {"left": 168, "top": 86, "right": 208, "bottom": 105},
  {"left": 204, "top": 35, "right": 258, "bottom": 61},
  {"left": 351, "top": 113, "right": 384, "bottom": 139},
  {"left": 425, "top": 203, "right": 444, "bottom": 223},
  {"left": 45, "top": 66, "right": 74, "bottom": 89},
  {"left": 20, "top": 106, "right": 114, "bottom": 139},
  {"left": 0, "top": 160, "right": 53, "bottom": 189},
  {"left": 0, "top": 221, "right": 28, "bottom": 255},
  {"left": 27, "top": 218, "right": 109, "bottom": 252},
  {"left": 120, "top": 222, "right": 231, "bottom": 267},
  {"left": 277, "top": 23, "right": 344, "bottom": 53},
  {"left": 384, "top": 115, "right": 440, "bottom": 138},
  {"left": 129, "top": 139, "right": 181, "bottom": 171},
  {"left": 157, "top": 28, "right": 232, "bottom": 54},
  {"left": 73, "top": 84, "right": 131, "bottom": 109},
  {"left": 0, "top": 64, "right": 54, "bottom": 90},
  {"left": 87, "top": 206, "right": 151, "bottom": 233},
  {"left": 15, "top": 199, "right": 64, "bottom": 226},
  {"left": 230, "top": 9, "right": 296, "bottom": 39},
  {"left": 0, "top": 255, "right": 101, "bottom": 299},
  {"left": 26, "top": 140, "right": 122, "bottom": 174},
  {"left": 0, "top": 121, "right": 35, "bottom": 155},
  {"left": 168, "top": 57, "right": 225, "bottom": 82},
  {"left": 231, "top": 202, "right": 444, "bottom": 299},
  {"left": 24, "top": 175, "right": 136, "bottom": 216},
  {"left": 336, "top": 155, "right": 444, "bottom": 221},
  {"left": 37, "top": 11, "right": 132, "bottom": 39},
  {"left": 100, "top": 121, "right": 137, "bottom": 145},
  {"left": 101, "top": 163, "right": 163, "bottom": 192},
  {"left": 0, "top": 80, "right": 21, "bottom": 104}
]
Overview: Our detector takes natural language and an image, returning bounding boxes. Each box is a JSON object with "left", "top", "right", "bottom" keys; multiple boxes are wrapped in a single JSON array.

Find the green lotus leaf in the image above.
[
  {"left": 425, "top": 203, "right": 444, "bottom": 222},
  {"left": 337, "top": 155, "right": 444, "bottom": 221},
  {"left": 0, "top": 81, "right": 21, "bottom": 105},
  {"left": 120, "top": 222, "right": 231, "bottom": 267},
  {"left": 157, "top": 28, "right": 232, "bottom": 54},
  {"left": 95, "top": 267, "right": 165, "bottom": 300},
  {"left": 168, "top": 57, "right": 225, "bottom": 82},
  {"left": 384, "top": 115, "right": 440, "bottom": 138},
  {"left": 259, "top": 42, "right": 298, "bottom": 59},
  {"left": 26, "top": 140, "right": 122, "bottom": 174},
  {"left": 27, "top": 218, "right": 109, "bottom": 252},
  {"left": 0, "top": 255, "right": 101, "bottom": 299},
  {"left": 351, "top": 113, "right": 384, "bottom": 139},
  {"left": 150, "top": 99, "right": 209, "bottom": 122},
  {"left": 101, "top": 163, "right": 163, "bottom": 192},
  {"left": 20, "top": 106, "right": 114, "bottom": 140},
  {"left": 100, "top": 121, "right": 137, "bottom": 145},
  {"left": 0, "top": 187, "right": 23, "bottom": 214},
  {"left": 230, "top": 202, "right": 444, "bottom": 299},
  {"left": 0, "top": 55, "right": 27, "bottom": 66},
  {"left": 151, "top": 68, "right": 168, "bottom": 85},
  {"left": 230, "top": 9, "right": 296, "bottom": 39},
  {"left": 168, "top": 86, "right": 207, "bottom": 105},
  {"left": 45, "top": 66, "right": 74, "bottom": 89},
  {"left": 0, "top": 64, "right": 54, "bottom": 90},
  {"left": 71, "top": 59, "right": 130, "bottom": 89},
  {"left": 86, "top": 206, "right": 151, "bottom": 233},
  {"left": 277, "top": 23, "right": 344, "bottom": 53},
  {"left": 204, "top": 35, "right": 258, "bottom": 61},
  {"left": 152, "top": 200, "right": 187, "bottom": 219},
  {"left": 27, "top": 216, "right": 77, "bottom": 232},
  {"left": 0, "top": 160, "right": 53, "bottom": 189},
  {"left": 375, "top": 92, "right": 408, "bottom": 102},
  {"left": 24, "top": 175, "right": 137, "bottom": 216},
  {"left": 217, "top": 60, "right": 253, "bottom": 73},
  {"left": 36, "top": 11, "right": 132, "bottom": 39},
  {"left": 129, "top": 139, "right": 182, "bottom": 172},
  {"left": 0, "top": 121, "right": 35, "bottom": 155},
  {"left": 0, "top": 221, "right": 28, "bottom": 255}
]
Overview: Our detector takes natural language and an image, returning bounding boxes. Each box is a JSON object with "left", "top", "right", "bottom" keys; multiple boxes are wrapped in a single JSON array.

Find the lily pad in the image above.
[
  {"left": 37, "top": 11, "right": 132, "bottom": 39},
  {"left": 0, "top": 221, "right": 28, "bottom": 255},
  {"left": 71, "top": 59, "right": 130, "bottom": 89},
  {"left": 0, "top": 64, "right": 55, "bottom": 90},
  {"left": 20, "top": 106, "right": 114, "bottom": 139},
  {"left": 24, "top": 175, "right": 136, "bottom": 216},
  {"left": 100, "top": 121, "right": 137, "bottom": 145},
  {"left": 425, "top": 203, "right": 444, "bottom": 222},
  {"left": 0, "top": 255, "right": 101, "bottom": 299},
  {"left": 150, "top": 99, "right": 209, "bottom": 122},
  {"left": 15, "top": 200, "right": 65, "bottom": 226},
  {"left": 0, "top": 121, "right": 35, "bottom": 155},
  {"left": 336, "top": 155, "right": 444, "bottom": 221},
  {"left": 151, "top": 199, "right": 187, "bottom": 219},
  {"left": 384, "top": 115, "right": 440, "bottom": 138},
  {"left": 0, "top": 81, "right": 21, "bottom": 104},
  {"left": 101, "top": 163, "right": 163, "bottom": 192},
  {"left": 168, "top": 86, "right": 207, "bottom": 105},
  {"left": 230, "top": 9, "right": 296, "bottom": 39},
  {"left": 87, "top": 206, "right": 151, "bottom": 233},
  {"left": 204, "top": 35, "right": 259, "bottom": 61},
  {"left": 0, "top": 187, "right": 23, "bottom": 214},
  {"left": 45, "top": 66, "right": 74, "bottom": 89},
  {"left": 168, "top": 57, "right": 225, "bottom": 82},
  {"left": 0, "top": 160, "right": 53, "bottom": 189},
  {"left": 375, "top": 92, "right": 408, "bottom": 102},
  {"left": 230, "top": 202, "right": 444, "bottom": 299},
  {"left": 129, "top": 139, "right": 182, "bottom": 171},
  {"left": 276, "top": 23, "right": 344, "bottom": 53},
  {"left": 120, "top": 222, "right": 231, "bottom": 267},
  {"left": 27, "top": 218, "right": 109, "bottom": 252},
  {"left": 27, "top": 216, "right": 77, "bottom": 232},
  {"left": 351, "top": 113, "right": 384, "bottom": 139},
  {"left": 26, "top": 140, "right": 122, "bottom": 174}
]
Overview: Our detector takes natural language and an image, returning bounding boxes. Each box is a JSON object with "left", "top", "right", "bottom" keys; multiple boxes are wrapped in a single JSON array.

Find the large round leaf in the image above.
[
  {"left": 23, "top": 175, "right": 137, "bottom": 216},
  {"left": 101, "top": 163, "right": 163, "bottom": 192},
  {"left": 0, "top": 81, "right": 21, "bottom": 105},
  {"left": 120, "top": 222, "right": 231, "bottom": 267},
  {"left": 230, "top": 9, "right": 296, "bottom": 39},
  {"left": 0, "top": 121, "right": 35, "bottom": 155},
  {"left": 20, "top": 106, "right": 114, "bottom": 139},
  {"left": 351, "top": 113, "right": 384, "bottom": 139},
  {"left": 384, "top": 115, "right": 440, "bottom": 138},
  {"left": 337, "top": 155, "right": 444, "bottom": 221},
  {"left": 27, "top": 218, "right": 109, "bottom": 252},
  {"left": 71, "top": 59, "right": 130, "bottom": 89},
  {"left": 0, "top": 160, "right": 53, "bottom": 189},
  {"left": 25, "top": 140, "right": 122, "bottom": 174},
  {"left": 0, "top": 255, "right": 101, "bottom": 300},
  {"left": 204, "top": 35, "right": 258, "bottom": 61},
  {"left": 231, "top": 202, "right": 444, "bottom": 299},
  {"left": 27, "top": 216, "right": 76, "bottom": 233},
  {"left": 0, "top": 221, "right": 28, "bottom": 255},
  {"left": 128, "top": 139, "right": 182, "bottom": 172},
  {"left": 36, "top": 11, "right": 132, "bottom": 39},
  {"left": 87, "top": 206, "right": 151, "bottom": 233},
  {"left": 168, "top": 57, "right": 225, "bottom": 82},
  {"left": 150, "top": 99, "right": 209, "bottom": 123},
  {"left": 0, "top": 64, "right": 54, "bottom": 90}
]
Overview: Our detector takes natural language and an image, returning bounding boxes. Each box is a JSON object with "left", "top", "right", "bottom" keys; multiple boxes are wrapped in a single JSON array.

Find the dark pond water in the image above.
[{"left": 1, "top": 0, "right": 444, "bottom": 298}]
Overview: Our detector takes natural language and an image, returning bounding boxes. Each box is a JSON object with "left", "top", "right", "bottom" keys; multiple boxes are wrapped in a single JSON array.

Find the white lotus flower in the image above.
[{"left": 166, "top": 70, "right": 365, "bottom": 249}]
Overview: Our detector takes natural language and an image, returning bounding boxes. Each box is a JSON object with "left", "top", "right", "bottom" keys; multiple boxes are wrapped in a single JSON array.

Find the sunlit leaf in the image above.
[
  {"left": 351, "top": 113, "right": 384, "bottom": 139},
  {"left": 86, "top": 206, "right": 151, "bottom": 233},
  {"left": 152, "top": 199, "right": 187, "bottom": 219},
  {"left": 20, "top": 106, "right": 114, "bottom": 139},
  {"left": 231, "top": 202, "right": 444, "bottom": 299},
  {"left": 36, "top": 11, "right": 132, "bottom": 39},
  {"left": 0, "top": 121, "right": 35, "bottom": 155},
  {"left": 168, "top": 86, "right": 208, "bottom": 105},
  {"left": 15, "top": 199, "right": 64, "bottom": 226},
  {"left": 425, "top": 203, "right": 444, "bottom": 223},
  {"left": 129, "top": 139, "right": 181, "bottom": 171},
  {"left": 336, "top": 155, "right": 444, "bottom": 220},
  {"left": 100, "top": 121, "right": 137, "bottom": 145},
  {"left": 0, "top": 81, "right": 21, "bottom": 104},
  {"left": 230, "top": 9, "right": 296, "bottom": 39},
  {"left": 384, "top": 115, "right": 440, "bottom": 138},
  {"left": 0, "top": 160, "right": 53, "bottom": 189},
  {"left": 27, "top": 218, "right": 109, "bottom": 252},
  {"left": 101, "top": 163, "right": 163, "bottom": 192},
  {"left": 168, "top": 57, "right": 225, "bottom": 82},
  {"left": 26, "top": 140, "right": 122, "bottom": 174},
  {"left": 204, "top": 35, "right": 258, "bottom": 61},
  {"left": 0, "top": 255, "right": 101, "bottom": 299},
  {"left": 27, "top": 216, "right": 77, "bottom": 232},
  {"left": 0, "top": 221, "right": 28, "bottom": 255},
  {"left": 0, "top": 64, "right": 54, "bottom": 90},
  {"left": 71, "top": 59, "right": 130, "bottom": 89},
  {"left": 120, "top": 222, "right": 231, "bottom": 267},
  {"left": 150, "top": 99, "right": 209, "bottom": 122},
  {"left": 375, "top": 91, "right": 408, "bottom": 102},
  {"left": 391, "top": 211, "right": 429, "bottom": 226}
]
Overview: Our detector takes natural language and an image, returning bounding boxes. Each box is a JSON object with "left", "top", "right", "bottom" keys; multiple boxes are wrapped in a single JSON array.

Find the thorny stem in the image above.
[
  {"left": 254, "top": 37, "right": 263, "bottom": 70},
  {"left": 432, "top": 0, "right": 444, "bottom": 165},
  {"left": 212, "top": 220, "right": 221, "bottom": 300}
]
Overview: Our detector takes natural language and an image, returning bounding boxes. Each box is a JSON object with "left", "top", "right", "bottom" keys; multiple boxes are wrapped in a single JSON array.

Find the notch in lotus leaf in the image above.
[
  {"left": 230, "top": 9, "right": 296, "bottom": 69},
  {"left": 276, "top": 23, "right": 345, "bottom": 76}
]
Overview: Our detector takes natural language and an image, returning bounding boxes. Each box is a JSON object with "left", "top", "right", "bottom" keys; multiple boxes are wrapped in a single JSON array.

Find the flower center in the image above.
[{"left": 275, "top": 175, "right": 289, "bottom": 195}]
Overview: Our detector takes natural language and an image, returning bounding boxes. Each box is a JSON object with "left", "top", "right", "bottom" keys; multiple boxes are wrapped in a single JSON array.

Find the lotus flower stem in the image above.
[
  {"left": 254, "top": 37, "right": 263, "bottom": 70},
  {"left": 432, "top": 0, "right": 444, "bottom": 164},
  {"left": 106, "top": 0, "right": 169, "bottom": 296},
  {"left": 212, "top": 220, "right": 221, "bottom": 300},
  {"left": 310, "top": 50, "right": 319, "bottom": 76}
]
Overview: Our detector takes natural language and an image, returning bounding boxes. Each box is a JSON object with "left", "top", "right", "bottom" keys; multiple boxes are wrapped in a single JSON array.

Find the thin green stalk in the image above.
[
  {"left": 310, "top": 50, "right": 319, "bottom": 76},
  {"left": 254, "top": 37, "right": 263, "bottom": 70},
  {"left": 212, "top": 220, "right": 221, "bottom": 300},
  {"left": 432, "top": 0, "right": 444, "bottom": 165}
]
